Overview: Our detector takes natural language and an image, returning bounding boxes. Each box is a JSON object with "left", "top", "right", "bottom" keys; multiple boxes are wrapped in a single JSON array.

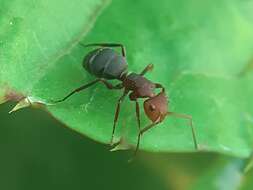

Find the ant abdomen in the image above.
[{"left": 83, "top": 48, "right": 128, "bottom": 80}]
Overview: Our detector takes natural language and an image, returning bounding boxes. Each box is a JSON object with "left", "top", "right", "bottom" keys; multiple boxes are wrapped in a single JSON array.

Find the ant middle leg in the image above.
[
  {"left": 135, "top": 100, "right": 141, "bottom": 131},
  {"left": 80, "top": 43, "right": 126, "bottom": 57},
  {"left": 111, "top": 90, "right": 129, "bottom": 145},
  {"left": 140, "top": 64, "right": 154, "bottom": 76}
]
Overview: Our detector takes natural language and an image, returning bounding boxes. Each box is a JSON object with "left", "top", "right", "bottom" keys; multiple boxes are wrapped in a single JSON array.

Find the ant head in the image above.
[{"left": 144, "top": 92, "right": 168, "bottom": 122}]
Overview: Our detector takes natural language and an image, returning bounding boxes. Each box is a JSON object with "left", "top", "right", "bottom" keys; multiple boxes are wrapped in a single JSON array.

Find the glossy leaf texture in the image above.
[
  {"left": 1, "top": 0, "right": 253, "bottom": 156},
  {"left": 0, "top": 0, "right": 110, "bottom": 100}
]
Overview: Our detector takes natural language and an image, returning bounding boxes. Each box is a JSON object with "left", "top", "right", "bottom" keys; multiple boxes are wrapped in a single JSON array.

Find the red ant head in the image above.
[{"left": 144, "top": 92, "right": 168, "bottom": 122}]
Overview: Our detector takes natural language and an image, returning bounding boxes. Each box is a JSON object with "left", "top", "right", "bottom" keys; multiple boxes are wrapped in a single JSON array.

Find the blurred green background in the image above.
[
  {"left": 1, "top": 102, "right": 252, "bottom": 190},
  {"left": 0, "top": 102, "right": 166, "bottom": 190}
]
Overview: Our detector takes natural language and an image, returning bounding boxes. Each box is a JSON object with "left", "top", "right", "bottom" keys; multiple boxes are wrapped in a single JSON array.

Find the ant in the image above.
[{"left": 53, "top": 43, "right": 198, "bottom": 156}]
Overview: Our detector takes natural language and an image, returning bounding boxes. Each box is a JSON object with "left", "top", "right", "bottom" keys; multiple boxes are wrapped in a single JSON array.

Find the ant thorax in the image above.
[{"left": 123, "top": 72, "right": 156, "bottom": 100}]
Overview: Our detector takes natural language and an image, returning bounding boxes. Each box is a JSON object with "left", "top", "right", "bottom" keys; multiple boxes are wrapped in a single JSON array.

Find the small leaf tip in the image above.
[
  {"left": 110, "top": 137, "right": 131, "bottom": 152},
  {"left": 9, "top": 97, "right": 32, "bottom": 114}
]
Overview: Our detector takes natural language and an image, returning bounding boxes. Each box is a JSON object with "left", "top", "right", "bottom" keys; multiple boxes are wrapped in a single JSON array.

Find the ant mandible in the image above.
[{"left": 53, "top": 43, "right": 198, "bottom": 155}]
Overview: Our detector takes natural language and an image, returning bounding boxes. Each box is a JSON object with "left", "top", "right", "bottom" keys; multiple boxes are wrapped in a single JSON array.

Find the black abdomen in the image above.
[{"left": 83, "top": 48, "right": 127, "bottom": 80}]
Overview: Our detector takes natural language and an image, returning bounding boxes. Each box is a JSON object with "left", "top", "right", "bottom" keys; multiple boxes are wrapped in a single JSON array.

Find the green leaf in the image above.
[
  {"left": 1, "top": 0, "right": 253, "bottom": 156},
  {"left": 0, "top": 0, "right": 110, "bottom": 96}
]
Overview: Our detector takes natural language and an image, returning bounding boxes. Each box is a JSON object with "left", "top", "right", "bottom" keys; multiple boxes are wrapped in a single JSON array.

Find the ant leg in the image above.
[
  {"left": 52, "top": 79, "right": 100, "bottom": 103},
  {"left": 155, "top": 83, "right": 165, "bottom": 93},
  {"left": 135, "top": 100, "right": 141, "bottom": 131},
  {"left": 100, "top": 79, "right": 123, "bottom": 89},
  {"left": 167, "top": 112, "right": 198, "bottom": 150},
  {"left": 131, "top": 121, "right": 160, "bottom": 159},
  {"left": 140, "top": 64, "right": 154, "bottom": 76},
  {"left": 111, "top": 90, "right": 129, "bottom": 145},
  {"left": 52, "top": 79, "right": 123, "bottom": 103},
  {"left": 80, "top": 43, "right": 126, "bottom": 57}
]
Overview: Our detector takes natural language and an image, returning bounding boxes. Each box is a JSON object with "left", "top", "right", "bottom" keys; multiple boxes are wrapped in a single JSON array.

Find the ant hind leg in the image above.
[
  {"left": 110, "top": 90, "right": 129, "bottom": 145},
  {"left": 52, "top": 79, "right": 123, "bottom": 104},
  {"left": 79, "top": 43, "right": 126, "bottom": 57},
  {"left": 51, "top": 79, "right": 100, "bottom": 103}
]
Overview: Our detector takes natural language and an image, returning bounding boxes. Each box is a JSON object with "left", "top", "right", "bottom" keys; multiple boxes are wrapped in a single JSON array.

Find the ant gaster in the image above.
[{"left": 53, "top": 43, "right": 198, "bottom": 155}]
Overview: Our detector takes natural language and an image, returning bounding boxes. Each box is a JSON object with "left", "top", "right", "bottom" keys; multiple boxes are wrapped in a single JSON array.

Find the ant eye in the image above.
[{"left": 149, "top": 104, "right": 156, "bottom": 111}]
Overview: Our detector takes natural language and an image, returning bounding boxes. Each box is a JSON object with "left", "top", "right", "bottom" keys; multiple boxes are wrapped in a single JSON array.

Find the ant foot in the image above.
[{"left": 109, "top": 136, "right": 114, "bottom": 146}]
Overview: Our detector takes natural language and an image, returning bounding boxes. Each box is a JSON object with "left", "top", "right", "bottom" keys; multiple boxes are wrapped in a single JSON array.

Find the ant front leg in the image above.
[
  {"left": 129, "top": 120, "right": 160, "bottom": 161},
  {"left": 80, "top": 43, "right": 126, "bottom": 57},
  {"left": 167, "top": 112, "right": 198, "bottom": 150},
  {"left": 111, "top": 90, "right": 129, "bottom": 145}
]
